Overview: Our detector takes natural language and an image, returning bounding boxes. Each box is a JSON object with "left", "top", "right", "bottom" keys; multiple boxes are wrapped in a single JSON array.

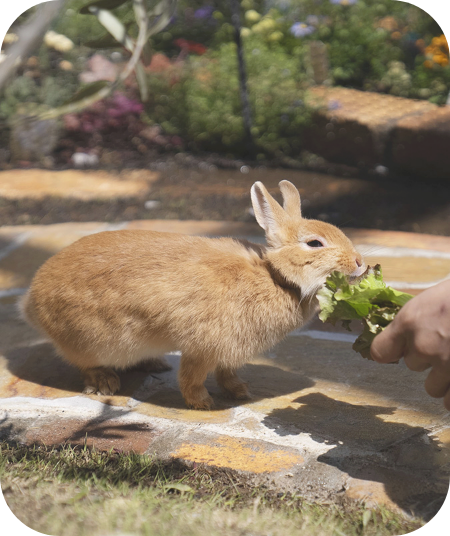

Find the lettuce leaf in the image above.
[{"left": 317, "top": 264, "right": 413, "bottom": 360}]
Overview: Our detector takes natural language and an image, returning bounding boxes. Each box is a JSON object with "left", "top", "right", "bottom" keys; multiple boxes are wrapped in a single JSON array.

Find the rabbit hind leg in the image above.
[{"left": 216, "top": 367, "right": 251, "bottom": 400}]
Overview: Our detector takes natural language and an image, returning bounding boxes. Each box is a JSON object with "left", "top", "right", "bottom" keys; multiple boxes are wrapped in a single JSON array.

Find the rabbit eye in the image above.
[{"left": 307, "top": 240, "right": 324, "bottom": 248}]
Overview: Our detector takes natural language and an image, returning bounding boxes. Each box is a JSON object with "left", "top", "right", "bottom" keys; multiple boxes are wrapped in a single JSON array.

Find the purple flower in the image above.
[
  {"left": 194, "top": 5, "right": 214, "bottom": 19},
  {"left": 330, "top": 0, "right": 357, "bottom": 5},
  {"left": 108, "top": 94, "right": 143, "bottom": 118},
  {"left": 290, "top": 22, "right": 316, "bottom": 38},
  {"left": 328, "top": 100, "right": 342, "bottom": 111}
]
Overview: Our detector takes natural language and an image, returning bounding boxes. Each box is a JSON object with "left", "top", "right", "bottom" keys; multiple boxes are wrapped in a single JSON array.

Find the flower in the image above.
[
  {"left": 245, "top": 10, "right": 261, "bottom": 24},
  {"left": 194, "top": 6, "right": 214, "bottom": 19},
  {"left": 107, "top": 94, "right": 143, "bottom": 118},
  {"left": 424, "top": 35, "right": 449, "bottom": 68},
  {"left": 268, "top": 31, "right": 284, "bottom": 42},
  {"left": 174, "top": 38, "right": 207, "bottom": 55},
  {"left": 290, "top": 23, "right": 315, "bottom": 38},
  {"left": 3, "top": 33, "right": 18, "bottom": 45},
  {"left": 330, "top": 0, "right": 357, "bottom": 5},
  {"left": 328, "top": 100, "right": 342, "bottom": 110},
  {"left": 44, "top": 30, "right": 74, "bottom": 52},
  {"left": 252, "top": 18, "right": 277, "bottom": 34}
]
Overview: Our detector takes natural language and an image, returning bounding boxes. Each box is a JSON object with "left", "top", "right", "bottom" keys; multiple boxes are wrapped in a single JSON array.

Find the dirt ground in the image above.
[
  {"left": 1, "top": 154, "right": 450, "bottom": 235},
  {"left": 1, "top": 116, "right": 450, "bottom": 235}
]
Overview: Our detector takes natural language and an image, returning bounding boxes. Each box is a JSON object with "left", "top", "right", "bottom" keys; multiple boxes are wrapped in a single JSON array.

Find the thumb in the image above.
[{"left": 370, "top": 322, "right": 407, "bottom": 363}]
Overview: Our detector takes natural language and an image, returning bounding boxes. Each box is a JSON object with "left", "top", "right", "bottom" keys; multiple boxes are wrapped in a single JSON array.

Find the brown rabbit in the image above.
[{"left": 20, "top": 181, "right": 365, "bottom": 410}]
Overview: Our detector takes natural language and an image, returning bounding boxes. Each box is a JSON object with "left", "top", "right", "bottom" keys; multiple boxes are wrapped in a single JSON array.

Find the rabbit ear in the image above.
[
  {"left": 279, "top": 180, "right": 302, "bottom": 219},
  {"left": 251, "top": 182, "right": 287, "bottom": 244}
]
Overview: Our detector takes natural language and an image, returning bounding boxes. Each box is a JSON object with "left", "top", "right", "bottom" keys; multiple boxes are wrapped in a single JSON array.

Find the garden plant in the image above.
[{"left": 1, "top": 0, "right": 449, "bottom": 158}]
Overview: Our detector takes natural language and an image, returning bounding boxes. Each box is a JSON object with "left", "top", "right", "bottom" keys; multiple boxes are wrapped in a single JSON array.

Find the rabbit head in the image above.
[{"left": 251, "top": 180, "right": 365, "bottom": 299}]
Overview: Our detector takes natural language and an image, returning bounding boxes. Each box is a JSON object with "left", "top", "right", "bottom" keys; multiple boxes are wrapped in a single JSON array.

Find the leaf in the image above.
[
  {"left": 146, "top": 0, "right": 178, "bottom": 37},
  {"left": 80, "top": 0, "right": 130, "bottom": 15},
  {"left": 373, "top": 287, "right": 413, "bottom": 307},
  {"left": 66, "top": 489, "right": 89, "bottom": 504},
  {"left": 318, "top": 264, "right": 413, "bottom": 360},
  {"left": 141, "top": 39, "right": 153, "bottom": 67},
  {"left": 163, "top": 483, "right": 193, "bottom": 493},
  {"left": 62, "top": 81, "right": 110, "bottom": 105},
  {"left": 135, "top": 61, "right": 149, "bottom": 101},
  {"left": 362, "top": 509, "right": 372, "bottom": 528},
  {"left": 84, "top": 33, "right": 124, "bottom": 48},
  {"left": 84, "top": 22, "right": 135, "bottom": 48},
  {"left": 91, "top": 9, "right": 134, "bottom": 50}
]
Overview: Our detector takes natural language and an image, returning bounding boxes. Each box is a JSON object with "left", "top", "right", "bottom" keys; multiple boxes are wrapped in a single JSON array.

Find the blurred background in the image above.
[{"left": 0, "top": 0, "right": 449, "bottom": 233}]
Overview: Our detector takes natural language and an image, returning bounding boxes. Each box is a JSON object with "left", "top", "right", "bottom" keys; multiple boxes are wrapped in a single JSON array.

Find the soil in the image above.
[{"left": 1, "top": 137, "right": 450, "bottom": 235}]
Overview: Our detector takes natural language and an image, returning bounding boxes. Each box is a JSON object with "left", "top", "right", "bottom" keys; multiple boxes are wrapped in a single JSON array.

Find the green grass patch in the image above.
[{"left": 1, "top": 441, "right": 424, "bottom": 536}]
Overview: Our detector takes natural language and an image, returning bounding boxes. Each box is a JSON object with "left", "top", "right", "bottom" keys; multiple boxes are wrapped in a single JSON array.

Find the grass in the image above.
[{"left": 0, "top": 441, "right": 425, "bottom": 536}]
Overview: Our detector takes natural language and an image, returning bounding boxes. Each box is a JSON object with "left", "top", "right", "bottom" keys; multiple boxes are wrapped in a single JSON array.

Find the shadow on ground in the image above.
[
  {"left": 263, "top": 393, "right": 449, "bottom": 520},
  {"left": 2, "top": 341, "right": 315, "bottom": 410}
]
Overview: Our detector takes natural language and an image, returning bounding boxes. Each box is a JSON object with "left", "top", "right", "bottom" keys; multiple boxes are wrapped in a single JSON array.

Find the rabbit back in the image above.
[{"left": 23, "top": 230, "right": 304, "bottom": 371}]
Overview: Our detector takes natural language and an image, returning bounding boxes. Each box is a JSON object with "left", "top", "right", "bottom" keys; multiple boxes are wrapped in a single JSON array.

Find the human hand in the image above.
[{"left": 370, "top": 279, "right": 450, "bottom": 410}]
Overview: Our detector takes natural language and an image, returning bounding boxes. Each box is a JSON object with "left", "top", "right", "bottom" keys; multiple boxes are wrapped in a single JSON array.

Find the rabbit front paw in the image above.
[{"left": 82, "top": 367, "right": 121, "bottom": 396}]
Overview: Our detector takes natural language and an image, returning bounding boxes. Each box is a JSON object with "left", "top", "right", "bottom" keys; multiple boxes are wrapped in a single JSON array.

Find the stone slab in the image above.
[{"left": 0, "top": 169, "right": 158, "bottom": 200}]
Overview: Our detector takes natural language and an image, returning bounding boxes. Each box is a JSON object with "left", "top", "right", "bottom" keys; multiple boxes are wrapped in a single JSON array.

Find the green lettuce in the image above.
[{"left": 317, "top": 264, "right": 413, "bottom": 360}]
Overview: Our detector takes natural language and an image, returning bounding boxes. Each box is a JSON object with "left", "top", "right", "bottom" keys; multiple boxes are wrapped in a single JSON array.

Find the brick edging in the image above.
[{"left": 304, "top": 87, "right": 450, "bottom": 180}]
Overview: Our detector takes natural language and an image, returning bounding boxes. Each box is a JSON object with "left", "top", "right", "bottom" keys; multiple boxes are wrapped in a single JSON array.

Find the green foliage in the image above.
[
  {"left": 145, "top": 36, "right": 314, "bottom": 156},
  {"left": 4, "top": 0, "right": 449, "bottom": 154},
  {"left": 149, "top": 0, "right": 449, "bottom": 104},
  {"left": 0, "top": 71, "right": 79, "bottom": 124},
  {"left": 52, "top": 0, "right": 108, "bottom": 46},
  {"left": 318, "top": 264, "right": 413, "bottom": 360},
  {"left": 0, "top": 442, "right": 425, "bottom": 536}
]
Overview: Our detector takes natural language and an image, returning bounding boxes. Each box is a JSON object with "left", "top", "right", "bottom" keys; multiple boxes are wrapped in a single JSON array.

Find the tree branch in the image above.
[{"left": 0, "top": 0, "right": 68, "bottom": 91}]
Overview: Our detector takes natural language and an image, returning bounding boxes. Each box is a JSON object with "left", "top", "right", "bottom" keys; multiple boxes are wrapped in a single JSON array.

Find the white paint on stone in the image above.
[
  {"left": 290, "top": 329, "right": 356, "bottom": 343},
  {"left": 0, "top": 232, "right": 32, "bottom": 262},
  {"left": 357, "top": 244, "right": 450, "bottom": 260}
]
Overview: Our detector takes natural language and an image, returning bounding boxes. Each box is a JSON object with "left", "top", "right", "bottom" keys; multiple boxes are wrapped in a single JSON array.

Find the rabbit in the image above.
[{"left": 19, "top": 180, "right": 365, "bottom": 410}]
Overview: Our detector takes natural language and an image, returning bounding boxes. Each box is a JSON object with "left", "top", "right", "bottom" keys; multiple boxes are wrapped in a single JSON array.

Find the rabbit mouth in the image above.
[{"left": 348, "top": 265, "right": 370, "bottom": 283}]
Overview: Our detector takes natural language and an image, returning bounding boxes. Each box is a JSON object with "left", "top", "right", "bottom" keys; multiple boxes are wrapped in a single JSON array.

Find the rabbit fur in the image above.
[{"left": 20, "top": 180, "right": 365, "bottom": 410}]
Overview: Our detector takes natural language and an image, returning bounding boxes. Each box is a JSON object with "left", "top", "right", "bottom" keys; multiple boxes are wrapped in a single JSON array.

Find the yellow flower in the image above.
[
  {"left": 268, "top": 31, "right": 283, "bottom": 42},
  {"left": 3, "top": 33, "right": 18, "bottom": 44},
  {"left": 433, "top": 54, "right": 447, "bottom": 65},
  {"left": 245, "top": 10, "right": 261, "bottom": 24},
  {"left": 44, "top": 31, "right": 74, "bottom": 53}
]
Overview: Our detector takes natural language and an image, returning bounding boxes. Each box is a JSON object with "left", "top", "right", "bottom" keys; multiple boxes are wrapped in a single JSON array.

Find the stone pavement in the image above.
[{"left": 0, "top": 220, "right": 449, "bottom": 520}]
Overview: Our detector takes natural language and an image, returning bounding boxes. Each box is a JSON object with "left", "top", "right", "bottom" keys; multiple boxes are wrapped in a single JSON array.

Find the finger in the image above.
[
  {"left": 404, "top": 352, "right": 432, "bottom": 372},
  {"left": 370, "top": 323, "right": 407, "bottom": 363},
  {"left": 424, "top": 368, "right": 450, "bottom": 398}
]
